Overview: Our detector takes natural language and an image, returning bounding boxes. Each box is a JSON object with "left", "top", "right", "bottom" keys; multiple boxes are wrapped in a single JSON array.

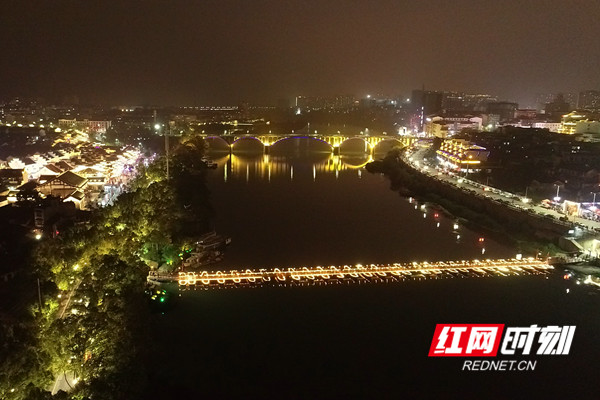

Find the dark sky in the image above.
[{"left": 1, "top": 0, "right": 599, "bottom": 106}]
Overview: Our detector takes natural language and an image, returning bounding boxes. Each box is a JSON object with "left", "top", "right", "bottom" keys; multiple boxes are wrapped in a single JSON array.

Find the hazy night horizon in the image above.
[{"left": 2, "top": 0, "right": 599, "bottom": 106}]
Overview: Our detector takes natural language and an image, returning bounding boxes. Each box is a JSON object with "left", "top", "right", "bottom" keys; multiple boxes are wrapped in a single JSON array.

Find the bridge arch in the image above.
[
  {"left": 335, "top": 136, "right": 407, "bottom": 150},
  {"left": 204, "top": 136, "right": 231, "bottom": 148},
  {"left": 340, "top": 155, "right": 374, "bottom": 169},
  {"left": 371, "top": 137, "right": 406, "bottom": 152},
  {"left": 231, "top": 136, "right": 265, "bottom": 146},
  {"left": 268, "top": 135, "right": 334, "bottom": 150},
  {"left": 337, "top": 136, "right": 371, "bottom": 149}
]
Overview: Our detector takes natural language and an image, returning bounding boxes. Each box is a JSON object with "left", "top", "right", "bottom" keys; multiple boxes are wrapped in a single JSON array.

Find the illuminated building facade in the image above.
[
  {"left": 424, "top": 115, "right": 483, "bottom": 138},
  {"left": 295, "top": 95, "right": 356, "bottom": 110},
  {"left": 436, "top": 139, "right": 489, "bottom": 172},
  {"left": 532, "top": 121, "right": 562, "bottom": 132},
  {"left": 560, "top": 111, "right": 590, "bottom": 135},
  {"left": 58, "top": 118, "right": 111, "bottom": 134},
  {"left": 578, "top": 90, "right": 600, "bottom": 110}
]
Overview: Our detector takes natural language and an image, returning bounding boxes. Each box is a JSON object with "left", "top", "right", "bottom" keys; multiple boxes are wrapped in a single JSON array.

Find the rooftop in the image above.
[{"left": 50, "top": 171, "right": 88, "bottom": 188}]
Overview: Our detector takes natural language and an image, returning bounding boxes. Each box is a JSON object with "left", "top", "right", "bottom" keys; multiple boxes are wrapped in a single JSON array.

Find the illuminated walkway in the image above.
[{"left": 162, "top": 258, "right": 553, "bottom": 288}]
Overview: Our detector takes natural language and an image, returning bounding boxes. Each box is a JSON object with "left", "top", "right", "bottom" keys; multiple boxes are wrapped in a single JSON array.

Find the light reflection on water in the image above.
[
  {"left": 146, "top": 144, "right": 600, "bottom": 399},
  {"left": 210, "top": 152, "right": 373, "bottom": 183},
  {"left": 204, "top": 148, "right": 515, "bottom": 270}
]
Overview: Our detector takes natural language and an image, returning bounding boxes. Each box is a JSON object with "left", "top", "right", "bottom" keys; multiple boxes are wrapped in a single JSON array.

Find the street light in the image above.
[
  {"left": 590, "top": 192, "right": 598, "bottom": 211},
  {"left": 522, "top": 186, "right": 530, "bottom": 203},
  {"left": 554, "top": 184, "right": 561, "bottom": 202},
  {"left": 153, "top": 122, "right": 171, "bottom": 179}
]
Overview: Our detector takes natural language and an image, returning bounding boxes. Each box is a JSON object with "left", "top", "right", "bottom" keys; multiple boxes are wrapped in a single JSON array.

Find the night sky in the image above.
[{"left": 1, "top": 0, "right": 599, "bottom": 106}]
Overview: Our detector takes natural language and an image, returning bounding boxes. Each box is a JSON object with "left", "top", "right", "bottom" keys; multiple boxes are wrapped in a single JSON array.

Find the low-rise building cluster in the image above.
[
  {"left": 0, "top": 134, "right": 142, "bottom": 210},
  {"left": 417, "top": 90, "right": 600, "bottom": 141},
  {"left": 457, "top": 127, "right": 600, "bottom": 200}
]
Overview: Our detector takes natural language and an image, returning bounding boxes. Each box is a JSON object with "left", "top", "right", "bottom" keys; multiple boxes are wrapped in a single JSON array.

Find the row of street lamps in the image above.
[{"left": 548, "top": 183, "right": 600, "bottom": 212}]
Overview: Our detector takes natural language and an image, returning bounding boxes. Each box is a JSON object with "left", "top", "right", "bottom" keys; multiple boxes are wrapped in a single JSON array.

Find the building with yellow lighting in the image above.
[
  {"left": 424, "top": 115, "right": 483, "bottom": 138},
  {"left": 436, "top": 139, "right": 489, "bottom": 172},
  {"left": 559, "top": 111, "right": 600, "bottom": 139},
  {"left": 58, "top": 118, "right": 111, "bottom": 134},
  {"left": 560, "top": 112, "right": 587, "bottom": 135}
]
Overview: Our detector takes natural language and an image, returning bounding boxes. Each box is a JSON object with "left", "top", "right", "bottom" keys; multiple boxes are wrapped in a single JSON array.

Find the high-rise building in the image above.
[
  {"left": 536, "top": 93, "right": 577, "bottom": 111},
  {"left": 487, "top": 102, "right": 518, "bottom": 123},
  {"left": 578, "top": 90, "right": 600, "bottom": 110},
  {"left": 441, "top": 92, "right": 466, "bottom": 112},
  {"left": 544, "top": 94, "right": 571, "bottom": 120},
  {"left": 565, "top": 93, "right": 577, "bottom": 108},
  {"left": 411, "top": 90, "right": 443, "bottom": 116},
  {"left": 462, "top": 94, "right": 497, "bottom": 112}
]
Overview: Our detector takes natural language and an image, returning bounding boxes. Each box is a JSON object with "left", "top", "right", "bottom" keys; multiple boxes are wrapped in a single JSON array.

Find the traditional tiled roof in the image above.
[
  {"left": 0, "top": 169, "right": 24, "bottom": 179},
  {"left": 17, "top": 181, "right": 38, "bottom": 191},
  {"left": 38, "top": 175, "right": 56, "bottom": 183},
  {"left": 55, "top": 160, "right": 74, "bottom": 171},
  {"left": 44, "top": 164, "right": 63, "bottom": 174},
  {"left": 53, "top": 171, "right": 88, "bottom": 188},
  {"left": 77, "top": 167, "right": 102, "bottom": 176},
  {"left": 66, "top": 190, "right": 85, "bottom": 201},
  {"left": 22, "top": 157, "right": 36, "bottom": 165}
]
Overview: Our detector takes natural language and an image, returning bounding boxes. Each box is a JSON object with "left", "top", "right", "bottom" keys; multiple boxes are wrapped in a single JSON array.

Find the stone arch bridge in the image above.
[{"left": 201, "top": 134, "right": 416, "bottom": 154}]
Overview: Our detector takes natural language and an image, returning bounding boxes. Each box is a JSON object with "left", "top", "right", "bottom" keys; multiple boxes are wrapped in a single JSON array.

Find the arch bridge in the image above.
[{"left": 202, "top": 133, "right": 416, "bottom": 154}]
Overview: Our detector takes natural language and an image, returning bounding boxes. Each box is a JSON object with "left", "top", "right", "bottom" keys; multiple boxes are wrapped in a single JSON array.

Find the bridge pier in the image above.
[
  {"left": 333, "top": 146, "right": 340, "bottom": 155},
  {"left": 263, "top": 145, "right": 270, "bottom": 155}
]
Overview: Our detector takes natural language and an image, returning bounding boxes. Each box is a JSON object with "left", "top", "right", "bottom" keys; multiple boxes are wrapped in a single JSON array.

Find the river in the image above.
[{"left": 148, "top": 140, "right": 600, "bottom": 399}]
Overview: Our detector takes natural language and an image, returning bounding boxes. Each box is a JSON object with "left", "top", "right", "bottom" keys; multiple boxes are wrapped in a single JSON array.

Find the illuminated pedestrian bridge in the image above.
[{"left": 147, "top": 258, "right": 554, "bottom": 289}]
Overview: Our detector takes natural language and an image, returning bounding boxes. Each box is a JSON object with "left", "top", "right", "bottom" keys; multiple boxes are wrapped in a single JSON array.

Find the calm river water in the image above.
[{"left": 148, "top": 140, "right": 600, "bottom": 399}]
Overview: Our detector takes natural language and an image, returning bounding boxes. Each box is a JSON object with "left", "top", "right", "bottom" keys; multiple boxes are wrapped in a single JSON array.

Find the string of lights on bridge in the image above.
[
  {"left": 202, "top": 134, "right": 416, "bottom": 154},
  {"left": 167, "top": 258, "right": 553, "bottom": 289}
]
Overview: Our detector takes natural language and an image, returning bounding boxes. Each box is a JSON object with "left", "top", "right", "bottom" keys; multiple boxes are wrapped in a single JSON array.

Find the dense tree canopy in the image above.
[{"left": 1, "top": 135, "right": 213, "bottom": 399}]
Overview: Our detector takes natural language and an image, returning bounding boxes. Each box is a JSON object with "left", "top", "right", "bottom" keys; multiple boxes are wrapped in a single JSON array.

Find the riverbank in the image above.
[
  {"left": 366, "top": 149, "right": 566, "bottom": 256},
  {"left": 0, "top": 136, "right": 217, "bottom": 399}
]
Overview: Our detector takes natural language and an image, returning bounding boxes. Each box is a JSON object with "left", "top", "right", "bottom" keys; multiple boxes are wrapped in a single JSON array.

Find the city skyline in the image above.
[{"left": 1, "top": 1, "right": 599, "bottom": 106}]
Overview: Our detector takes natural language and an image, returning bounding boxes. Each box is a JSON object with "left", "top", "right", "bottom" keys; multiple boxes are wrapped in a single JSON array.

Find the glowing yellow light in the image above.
[{"left": 171, "top": 258, "right": 551, "bottom": 287}]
